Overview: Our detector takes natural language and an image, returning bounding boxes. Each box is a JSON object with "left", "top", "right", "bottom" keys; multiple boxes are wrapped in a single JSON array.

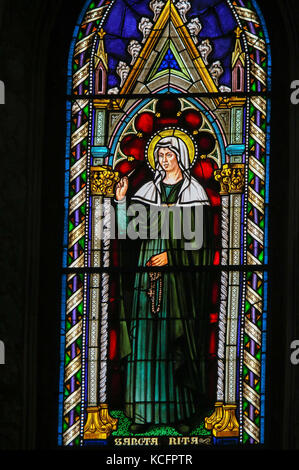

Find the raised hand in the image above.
[
  {"left": 146, "top": 252, "right": 168, "bottom": 267},
  {"left": 115, "top": 176, "right": 129, "bottom": 201}
]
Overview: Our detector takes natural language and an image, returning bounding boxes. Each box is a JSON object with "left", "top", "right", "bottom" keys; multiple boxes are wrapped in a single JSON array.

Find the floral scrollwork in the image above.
[
  {"left": 214, "top": 164, "right": 245, "bottom": 195},
  {"left": 91, "top": 166, "right": 120, "bottom": 197}
]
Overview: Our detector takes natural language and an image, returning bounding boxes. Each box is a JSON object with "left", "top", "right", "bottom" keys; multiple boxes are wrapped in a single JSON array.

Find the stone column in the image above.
[
  {"left": 84, "top": 164, "right": 119, "bottom": 440},
  {"left": 205, "top": 163, "right": 245, "bottom": 439}
]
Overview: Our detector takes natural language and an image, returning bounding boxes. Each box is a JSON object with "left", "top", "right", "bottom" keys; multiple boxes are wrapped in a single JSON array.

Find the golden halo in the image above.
[{"left": 146, "top": 128, "right": 196, "bottom": 170}]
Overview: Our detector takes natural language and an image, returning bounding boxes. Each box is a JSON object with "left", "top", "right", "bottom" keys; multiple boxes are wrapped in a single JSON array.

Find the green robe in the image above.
[{"left": 118, "top": 181, "right": 214, "bottom": 425}]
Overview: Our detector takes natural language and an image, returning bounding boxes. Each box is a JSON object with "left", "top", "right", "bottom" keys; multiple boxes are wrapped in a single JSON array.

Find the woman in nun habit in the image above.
[{"left": 115, "top": 135, "right": 214, "bottom": 434}]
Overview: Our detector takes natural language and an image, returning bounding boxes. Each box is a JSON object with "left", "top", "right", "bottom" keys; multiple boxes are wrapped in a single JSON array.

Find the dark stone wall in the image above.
[
  {"left": 266, "top": 1, "right": 299, "bottom": 449},
  {"left": 0, "top": 0, "right": 83, "bottom": 449},
  {"left": 0, "top": 0, "right": 51, "bottom": 449},
  {"left": 0, "top": 0, "right": 298, "bottom": 450}
]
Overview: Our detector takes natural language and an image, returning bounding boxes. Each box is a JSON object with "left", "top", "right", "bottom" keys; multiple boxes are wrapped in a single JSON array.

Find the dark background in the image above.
[{"left": 0, "top": 0, "right": 298, "bottom": 451}]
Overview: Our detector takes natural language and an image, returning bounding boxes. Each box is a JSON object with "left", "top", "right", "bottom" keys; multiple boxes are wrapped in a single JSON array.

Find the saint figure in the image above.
[{"left": 115, "top": 134, "right": 214, "bottom": 434}]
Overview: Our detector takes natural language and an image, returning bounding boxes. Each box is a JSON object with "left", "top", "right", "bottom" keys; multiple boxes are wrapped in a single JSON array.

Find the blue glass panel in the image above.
[
  {"left": 104, "top": 2, "right": 127, "bottom": 34},
  {"left": 212, "top": 36, "right": 234, "bottom": 57},
  {"left": 190, "top": 0, "right": 222, "bottom": 9},
  {"left": 214, "top": 2, "right": 237, "bottom": 34},
  {"left": 158, "top": 49, "right": 181, "bottom": 72},
  {"left": 199, "top": 9, "right": 223, "bottom": 38}
]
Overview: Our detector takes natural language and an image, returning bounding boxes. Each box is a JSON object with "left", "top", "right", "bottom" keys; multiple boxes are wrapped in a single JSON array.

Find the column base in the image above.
[
  {"left": 204, "top": 402, "right": 223, "bottom": 431},
  {"left": 84, "top": 405, "right": 118, "bottom": 440},
  {"left": 212, "top": 404, "right": 239, "bottom": 438}
]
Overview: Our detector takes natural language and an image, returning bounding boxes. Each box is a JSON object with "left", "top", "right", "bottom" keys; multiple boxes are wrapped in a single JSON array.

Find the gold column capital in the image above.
[
  {"left": 90, "top": 166, "right": 120, "bottom": 197},
  {"left": 214, "top": 163, "right": 245, "bottom": 195}
]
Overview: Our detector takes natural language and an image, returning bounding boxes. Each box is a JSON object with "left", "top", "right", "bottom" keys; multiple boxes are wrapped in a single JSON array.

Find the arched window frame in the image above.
[{"left": 58, "top": 0, "right": 271, "bottom": 448}]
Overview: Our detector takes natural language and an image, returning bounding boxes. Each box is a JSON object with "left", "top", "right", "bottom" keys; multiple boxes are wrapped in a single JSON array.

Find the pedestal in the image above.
[
  {"left": 212, "top": 404, "right": 239, "bottom": 438},
  {"left": 84, "top": 405, "right": 118, "bottom": 440}
]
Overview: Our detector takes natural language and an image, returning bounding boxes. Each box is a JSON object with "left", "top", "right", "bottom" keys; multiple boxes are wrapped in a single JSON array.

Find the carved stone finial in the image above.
[
  {"left": 139, "top": 17, "right": 153, "bottom": 43},
  {"left": 235, "top": 26, "right": 242, "bottom": 39},
  {"left": 209, "top": 60, "right": 224, "bottom": 87},
  {"left": 187, "top": 17, "right": 202, "bottom": 45},
  {"left": 128, "top": 40, "right": 142, "bottom": 65},
  {"left": 116, "top": 61, "right": 130, "bottom": 88},
  {"left": 95, "top": 29, "right": 108, "bottom": 70},
  {"left": 175, "top": 0, "right": 191, "bottom": 23},
  {"left": 98, "top": 28, "right": 106, "bottom": 40},
  {"left": 232, "top": 26, "right": 245, "bottom": 69},
  {"left": 149, "top": 0, "right": 165, "bottom": 22},
  {"left": 199, "top": 39, "right": 213, "bottom": 65}
]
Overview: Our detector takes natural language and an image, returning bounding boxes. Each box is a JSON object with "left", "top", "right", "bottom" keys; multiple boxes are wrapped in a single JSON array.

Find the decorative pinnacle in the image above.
[
  {"left": 98, "top": 28, "right": 106, "bottom": 40},
  {"left": 95, "top": 28, "right": 108, "bottom": 70},
  {"left": 235, "top": 26, "right": 242, "bottom": 39}
]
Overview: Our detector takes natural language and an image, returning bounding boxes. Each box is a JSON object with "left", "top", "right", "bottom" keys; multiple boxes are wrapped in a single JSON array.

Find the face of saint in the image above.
[{"left": 158, "top": 147, "right": 179, "bottom": 173}]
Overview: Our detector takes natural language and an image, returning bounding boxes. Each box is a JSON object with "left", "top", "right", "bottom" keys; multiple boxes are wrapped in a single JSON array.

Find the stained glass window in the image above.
[{"left": 58, "top": 0, "right": 271, "bottom": 448}]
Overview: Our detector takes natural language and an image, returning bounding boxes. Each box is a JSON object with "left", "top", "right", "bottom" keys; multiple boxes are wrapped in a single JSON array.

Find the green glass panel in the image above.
[
  {"left": 251, "top": 82, "right": 257, "bottom": 92},
  {"left": 78, "top": 238, "right": 85, "bottom": 250},
  {"left": 76, "top": 405, "right": 81, "bottom": 415},
  {"left": 65, "top": 353, "right": 71, "bottom": 366},
  {"left": 76, "top": 369, "right": 82, "bottom": 382},
  {"left": 77, "top": 301, "right": 84, "bottom": 315},
  {"left": 80, "top": 204, "right": 86, "bottom": 216},
  {"left": 256, "top": 350, "right": 261, "bottom": 361}
]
